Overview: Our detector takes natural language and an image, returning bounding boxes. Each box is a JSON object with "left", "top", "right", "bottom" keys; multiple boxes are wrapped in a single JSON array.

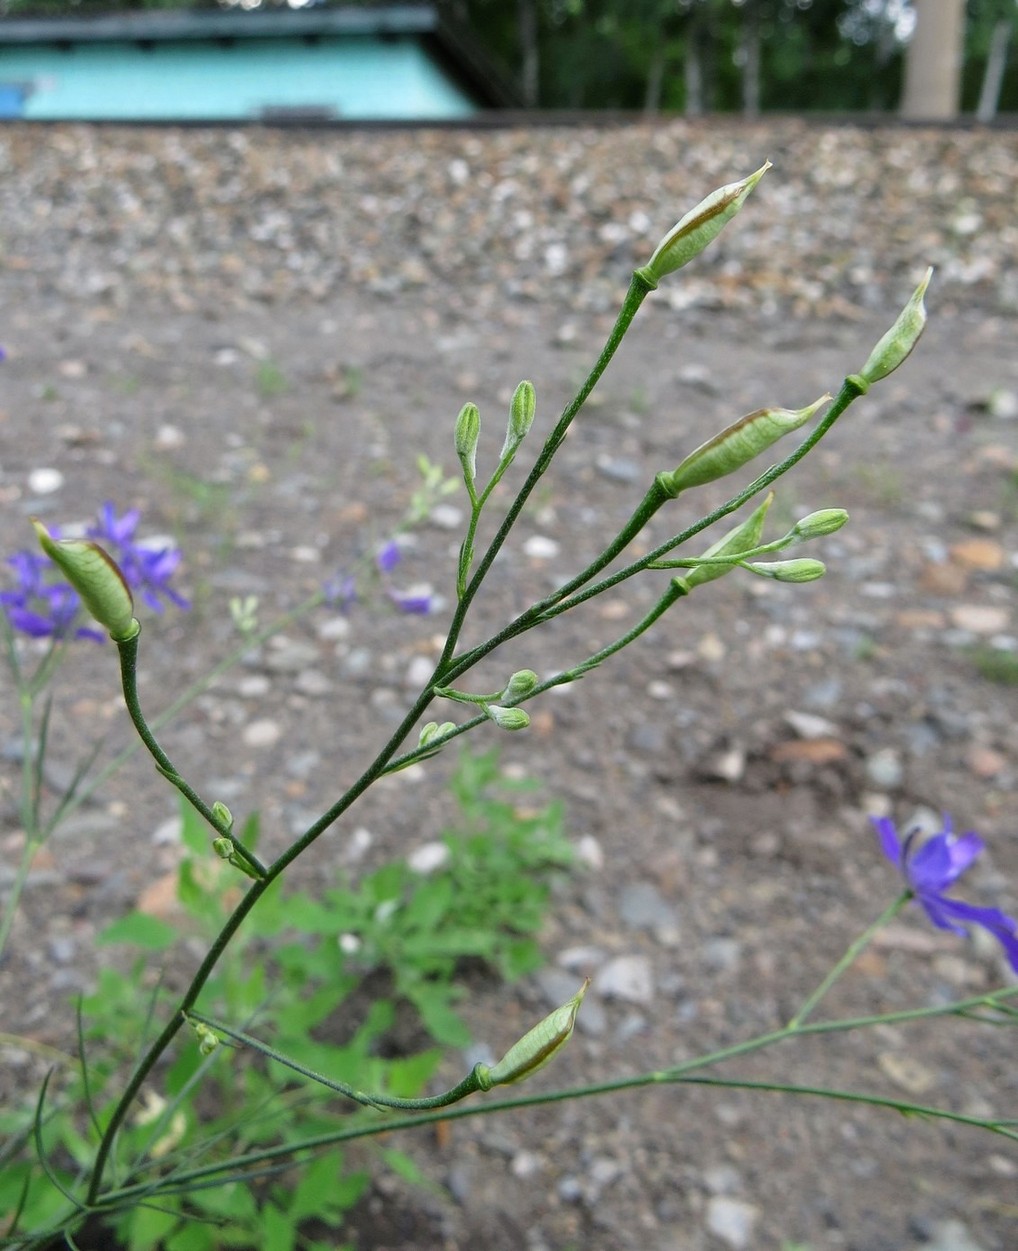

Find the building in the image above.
[{"left": 0, "top": 4, "right": 517, "bottom": 122}]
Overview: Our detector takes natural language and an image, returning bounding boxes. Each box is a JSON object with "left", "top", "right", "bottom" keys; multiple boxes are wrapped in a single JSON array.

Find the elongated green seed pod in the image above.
[
  {"left": 33, "top": 520, "right": 138, "bottom": 641},
  {"left": 636, "top": 162, "right": 770, "bottom": 287},
  {"left": 665, "top": 395, "right": 830, "bottom": 496},
  {"left": 680, "top": 492, "right": 775, "bottom": 592},
  {"left": 475, "top": 979, "right": 589, "bottom": 1091},
  {"left": 858, "top": 267, "right": 932, "bottom": 386}
]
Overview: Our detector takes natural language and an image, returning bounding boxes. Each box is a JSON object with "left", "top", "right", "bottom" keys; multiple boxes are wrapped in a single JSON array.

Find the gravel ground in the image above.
[{"left": 1, "top": 118, "right": 1018, "bottom": 1251}]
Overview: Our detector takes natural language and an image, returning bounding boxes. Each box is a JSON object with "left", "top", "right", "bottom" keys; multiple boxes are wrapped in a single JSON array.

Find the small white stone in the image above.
[
  {"left": 237, "top": 675, "right": 271, "bottom": 699},
  {"left": 594, "top": 954, "right": 654, "bottom": 1005},
  {"left": 28, "top": 467, "right": 64, "bottom": 495},
  {"left": 317, "top": 616, "right": 351, "bottom": 642},
  {"left": 290, "top": 546, "right": 320, "bottom": 564},
  {"left": 242, "top": 719, "right": 281, "bottom": 749},
  {"left": 522, "top": 534, "right": 560, "bottom": 560},
  {"left": 405, "top": 655, "right": 435, "bottom": 688},
  {"left": 407, "top": 841, "right": 451, "bottom": 874},
  {"left": 429, "top": 503, "right": 464, "bottom": 530},
  {"left": 155, "top": 424, "right": 185, "bottom": 450},
  {"left": 706, "top": 1197, "right": 760, "bottom": 1250},
  {"left": 575, "top": 834, "right": 604, "bottom": 870}
]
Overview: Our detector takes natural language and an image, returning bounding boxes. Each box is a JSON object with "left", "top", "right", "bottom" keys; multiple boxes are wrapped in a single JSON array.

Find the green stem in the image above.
[
  {"left": 438, "top": 271, "right": 654, "bottom": 675},
  {"left": 116, "top": 633, "right": 264, "bottom": 880},
  {"left": 534, "top": 375, "right": 866, "bottom": 627},
  {"left": 188, "top": 1011, "right": 486, "bottom": 1111},
  {"left": 96, "top": 984, "right": 1018, "bottom": 1208},
  {"left": 788, "top": 890, "right": 911, "bottom": 1028}
]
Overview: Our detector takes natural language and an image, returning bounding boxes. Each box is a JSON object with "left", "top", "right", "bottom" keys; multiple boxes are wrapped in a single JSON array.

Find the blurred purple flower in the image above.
[
  {"left": 0, "top": 550, "right": 103, "bottom": 642},
  {"left": 375, "top": 540, "right": 401, "bottom": 574},
  {"left": 874, "top": 814, "right": 1018, "bottom": 973},
  {"left": 323, "top": 570, "right": 358, "bottom": 612},
  {"left": 388, "top": 587, "right": 432, "bottom": 615},
  {"left": 87, "top": 502, "right": 188, "bottom": 614}
]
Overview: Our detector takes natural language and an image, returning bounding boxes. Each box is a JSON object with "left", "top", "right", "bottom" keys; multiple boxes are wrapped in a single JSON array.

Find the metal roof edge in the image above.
[{"left": 0, "top": 5, "right": 439, "bottom": 44}]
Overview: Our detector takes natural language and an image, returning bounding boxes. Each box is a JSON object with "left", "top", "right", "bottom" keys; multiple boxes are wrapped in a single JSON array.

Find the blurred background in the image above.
[{"left": 0, "top": 0, "right": 1015, "bottom": 123}]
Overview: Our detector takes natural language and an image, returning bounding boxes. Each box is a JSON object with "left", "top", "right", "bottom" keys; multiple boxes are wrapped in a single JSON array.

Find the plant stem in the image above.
[{"left": 788, "top": 890, "right": 911, "bottom": 1028}]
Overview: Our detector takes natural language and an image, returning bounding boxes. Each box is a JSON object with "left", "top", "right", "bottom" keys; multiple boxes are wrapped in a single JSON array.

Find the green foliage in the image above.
[
  {"left": 254, "top": 359, "right": 287, "bottom": 399},
  {"left": 2, "top": 749, "right": 570, "bottom": 1248},
  {"left": 970, "top": 644, "right": 1018, "bottom": 685}
]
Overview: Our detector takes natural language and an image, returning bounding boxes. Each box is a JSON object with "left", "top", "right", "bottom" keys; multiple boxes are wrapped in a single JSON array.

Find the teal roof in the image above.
[{"left": 0, "top": 5, "right": 517, "bottom": 121}]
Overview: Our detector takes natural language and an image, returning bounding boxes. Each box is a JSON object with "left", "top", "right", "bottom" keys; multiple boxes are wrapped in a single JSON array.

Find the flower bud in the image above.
[
  {"left": 501, "top": 380, "right": 536, "bottom": 460},
  {"left": 636, "top": 162, "right": 770, "bottom": 287},
  {"left": 503, "top": 669, "right": 539, "bottom": 701},
  {"left": 486, "top": 704, "right": 531, "bottom": 732},
  {"left": 680, "top": 493, "right": 774, "bottom": 592},
  {"left": 746, "top": 558, "right": 826, "bottom": 583},
  {"left": 455, "top": 402, "right": 481, "bottom": 485},
  {"left": 32, "top": 519, "right": 138, "bottom": 641},
  {"left": 419, "top": 720, "right": 455, "bottom": 748},
  {"left": 664, "top": 396, "right": 830, "bottom": 496},
  {"left": 475, "top": 979, "right": 589, "bottom": 1091},
  {"left": 858, "top": 267, "right": 932, "bottom": 386},
  {"left": 193, "top": 1022, "right": 219, "bottom": 1057},
  {"left": 212, "top": 837, "right": 234, "bottom": 860},
  {"left": 791, "top": 509, "right": 849, "bottom": 541},
  {"left": 211, "top": 801, "right": 234, "bottom": 831}
]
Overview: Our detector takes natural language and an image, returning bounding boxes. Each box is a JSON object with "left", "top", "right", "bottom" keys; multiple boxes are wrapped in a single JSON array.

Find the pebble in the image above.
[
  {"left": 429, "top": 503, "right": 464, "bottom": 530},
  {"left": 574, "top": 834, "right": 604, "bottom": 870},
  {"left": 294, "top": 668, "right": 333, "bottom": 697},
  {"left": 864, "top": 747, "right": 904, "bottom": 790},
  {"left": 617, "top": 881, "right": 681, "bottom": 944},
  {"left": 594, "top": 954, "right": 654, "bottom": 1005},
  {"left": 242, "top": 719, "right": 282, "bottom": 749},
  {"left": 924, "top": 1220, "right": 987, "bottom": 1251},
  {"left": 237, "top": 674, "right": 271, "bottom": 698},
  {"left": 522, "top": 534, "right": 560, "bottom": 560},
  {"left": 27, "top": 467, "right": 64, "bottom": 494},
  {"left": 406, "top": 841, "right": 450, "bottom": 874},
  {"left": 949, "top": 604, "right": 1010, "bottom": 634},
  {"left": 705, "top": 1196, "right": 760, "bottom": 1250}
]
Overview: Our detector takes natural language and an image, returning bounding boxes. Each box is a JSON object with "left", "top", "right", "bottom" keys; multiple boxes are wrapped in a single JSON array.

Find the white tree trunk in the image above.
[
  {"left": 900, "top": 0, "right": 967, "bottom": 119},
  {"left": 976, "top": 17, "right": 1013, "bottom": 122}
]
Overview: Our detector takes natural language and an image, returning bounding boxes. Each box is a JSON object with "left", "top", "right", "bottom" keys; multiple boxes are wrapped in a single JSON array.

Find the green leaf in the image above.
[
  {"left": 124, "top": 1204, "right": 179, "bottom": 1251},
  {"left": 97, "top": 912, "right": 178, "bottom": 951},
  {"left": 408, "top": 987, "right": 470, "bottom": 1047},
  {"left": 165, "top": 1222, "right": 218, "bottom": 1251},
  {"left": 261, "top": 1200, "right": 296, "bottom": 1251}
]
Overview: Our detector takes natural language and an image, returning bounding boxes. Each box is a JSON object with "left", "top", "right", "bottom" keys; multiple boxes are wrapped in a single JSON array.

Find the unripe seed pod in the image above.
[
  {"left": 636, "top": 162, "right": 770, "bottom": 287},
  {"left": 475, "top": 979, "right": 589, "bottom": 1090},
  {"left": 859, "top": 268, "right": 932, "bottom": 386},
  {"left": 32, "top": 519, "right": 137, "bottom": 641},
  {"left": 665, "top": 396, "right": 830, "bottom": 496},
  {"left": 681, "top": 492, "right": 775, "bottom": 591}
]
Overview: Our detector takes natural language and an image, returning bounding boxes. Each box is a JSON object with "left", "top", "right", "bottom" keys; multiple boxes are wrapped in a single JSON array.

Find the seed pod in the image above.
[
  {"left": 501, "top": 380, "right": 536, "bottom": 460},
  {"left": 637, "top": 162, "right": 770, "bottom": 287},
  {"left": 665, "top": 396, "right": 830, "bottom": 496},
  {"left": 681, "top": 492, "right": 774, "bottom": 592},
  {"left": 475, "top": 979, "right": 589, "bottom": 1091},
  {"left": 859, "top": 268, "right": 932, "bottom": 386},
  {"left": 32, "top": 519, "right": 137, "bottom": 641}
]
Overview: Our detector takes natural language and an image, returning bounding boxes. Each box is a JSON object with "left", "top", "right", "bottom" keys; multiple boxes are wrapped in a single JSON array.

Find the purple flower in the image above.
[
  {"left": 87, "top": 502, "right": 188, "bottom": 614},
  {"left": 874, "top": 815, "right": 1018, "bottom": 973},
  {"left": 375, "top": 540, "right": 401, "bottom": 574},
  {"left": 388, "top": 587, "right": 432, "bottom": 615},
  {"left": 0, "top": 550, "right": 103, "bottom": 642},
  {"left": 323, "top": 571, "right": 358, "bottom": 612}
]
